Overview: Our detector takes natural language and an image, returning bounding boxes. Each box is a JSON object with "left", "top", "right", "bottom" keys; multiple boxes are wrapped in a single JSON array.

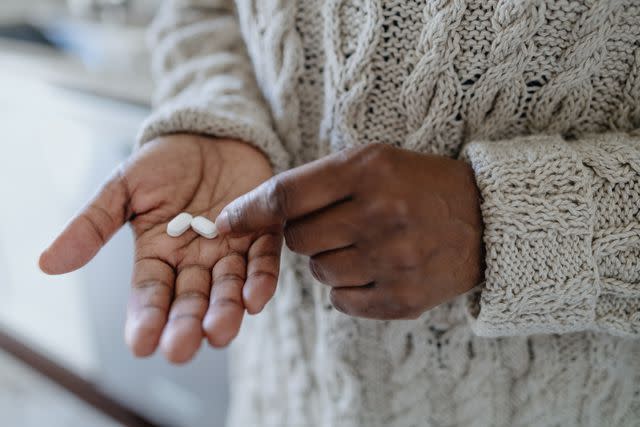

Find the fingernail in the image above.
[{"left": 215, "top": 210, "right": 231, "bottom": 234}]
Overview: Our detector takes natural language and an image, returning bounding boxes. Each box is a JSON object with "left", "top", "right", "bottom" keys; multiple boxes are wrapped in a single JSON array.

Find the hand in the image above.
[
  {"left": 39, "top": 134, "right": 281, "bottom": 363},
  {"left": 215, "top": 143, "right": 483, "bottom": 320}
]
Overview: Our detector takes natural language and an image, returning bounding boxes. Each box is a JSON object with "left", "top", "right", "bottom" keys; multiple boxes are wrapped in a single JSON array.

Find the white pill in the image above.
[
  {"left": 191, "top": 216, "right": 218, "bottom": 239},
  {"left": 167, "top": 212, "right": 193, "bottom": 237}
]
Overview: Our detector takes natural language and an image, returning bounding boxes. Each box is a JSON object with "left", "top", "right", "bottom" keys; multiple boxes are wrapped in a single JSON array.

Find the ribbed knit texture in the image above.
[{"left": 139, "top": 1, "right": 640, "bottom": 426}]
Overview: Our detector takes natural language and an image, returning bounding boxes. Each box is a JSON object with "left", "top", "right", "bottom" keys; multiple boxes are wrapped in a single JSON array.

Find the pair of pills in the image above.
[{"left": 167, "top": 213, "right": 218, "bottom": 239}]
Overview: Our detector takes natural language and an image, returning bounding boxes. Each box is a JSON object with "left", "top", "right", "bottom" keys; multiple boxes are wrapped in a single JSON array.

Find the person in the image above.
[{"left": 39, "top": 0, "right": 639, "bottom": 426}]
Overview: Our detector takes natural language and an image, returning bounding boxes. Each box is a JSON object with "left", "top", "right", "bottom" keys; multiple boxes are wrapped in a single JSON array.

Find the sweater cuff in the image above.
[
  {"left": 461, "top": 135, "right": 600, "bottom": 337},
  {"left": 136, "top": 95, "right": 291, "bottom": 173}
]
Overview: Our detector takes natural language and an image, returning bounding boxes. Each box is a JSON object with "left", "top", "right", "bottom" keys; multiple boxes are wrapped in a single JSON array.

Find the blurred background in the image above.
[{"left": 0, "top": 1, "right": 230, "bottom": 426}]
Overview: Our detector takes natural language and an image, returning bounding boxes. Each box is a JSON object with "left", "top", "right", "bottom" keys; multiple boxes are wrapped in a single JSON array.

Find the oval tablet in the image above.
[
  {"left": 167, "top": 212, "right": 193, "bottom": 237},
  {"left": 191, "top": 216, "right": 218, "bottom": 239}
]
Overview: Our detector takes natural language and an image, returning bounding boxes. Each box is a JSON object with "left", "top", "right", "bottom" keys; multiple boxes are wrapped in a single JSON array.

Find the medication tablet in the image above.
[
  {"left": 167, "top": 212, "right": 193, "bottom": 237},
  {"left": 191, "top": 216, "right": 218, "bottom": 239}
]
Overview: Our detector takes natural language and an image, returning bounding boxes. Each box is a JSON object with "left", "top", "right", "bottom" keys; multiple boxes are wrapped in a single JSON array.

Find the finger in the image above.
[
  {"left": 203, "top": 253, "right": 246, "bottom": 348},
  {"left": 309, "top": 246, "right": 373, "bottom": 287},
  {"left": 243, "top": 232, "right": 283, "bottom": 314},
  {"left": 216, "top": 151, "right": 356, "bottom": 235},
  {"left": 284, "top": 200, "right": 360, "bottom": 256},
  {"left": 330, "top": 284, "right": 422, "bottom": 320},
  {"left": 125, "top": 257, "right": 175, "bottom": 358},
  {"left": 39, "top": 167, "right": 130, "bottom": 275},
  {"left": 160, "top": 265, "right": 211, "bottom": 364}
]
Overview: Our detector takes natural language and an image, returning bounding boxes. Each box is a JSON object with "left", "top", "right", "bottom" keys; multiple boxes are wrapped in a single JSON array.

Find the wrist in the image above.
[
  {"left": 457, "top": 160, "right": 485, "bottom": 289},
  {"left": 153, "top": 133, "right": 273, "bottom": 173}
]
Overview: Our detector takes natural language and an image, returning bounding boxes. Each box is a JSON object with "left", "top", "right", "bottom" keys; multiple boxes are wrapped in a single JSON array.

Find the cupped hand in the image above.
[
  {"left": 39, "top": 134, "right": 282, "bottom": 363},
  {"left": 215, "top": 143, "right": 484, "bottom": 320}
]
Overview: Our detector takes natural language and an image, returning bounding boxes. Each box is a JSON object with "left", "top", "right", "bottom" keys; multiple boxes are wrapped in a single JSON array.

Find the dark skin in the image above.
[
  {"left": 40, "top": 135, "right": 484, "bottom": 363},
  {"left": 216, "top": 143, "right": 484, "bottom": 320},
  {"left": 39, "top": 134, "right": 281, "bottom": 363}
]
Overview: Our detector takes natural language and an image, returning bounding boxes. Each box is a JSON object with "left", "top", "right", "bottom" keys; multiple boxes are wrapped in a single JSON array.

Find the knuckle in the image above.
[
  {"left": 226, "top": 202, "right": 247, "bottom": 232},
  {"left": 344, "top": 144, "right": 394, "bottom": 184},
  {"left": 356, "top": 298, "right": 381, "bottom": 319},
  {"left": 329, "top": 289, "right": 350, "bottom": 315},
  {"left": 377, "top": 283, "right": 423, "bottom": 320},
  {"left": 363, "top": 201, "right": 384, "bottom": 223},
  {"left": 309, "top": 258, "right": 327, "bottom": 284},
  {"left": 247, "top": 269, "right": 278, "bottom": 282},
  {"left": 384, "top": 198, "right": 410, "bottom": 220},
  {"left": 215, "top": 273, "right": 245, "bottom": 287},
  {"left": 330, "top": 289, "right": 382, "bottom": 319},
  {"left": 367, "top": 198, "right": 410, "bottom": 225},
  {"left": 358, "top": 142, "right": 390, "bottom": 160},
  {"left": 397, "top": 290, "right": 425, "bottom": 319},
  {"left": 284, "top": 225, "right": 306, "bottom": 253},
  {"left": 335, "top": 146, "right": 359, "bottom": 164},
  {"left": 327, "top": 145, "right": 392, "bottom": 197},
  {"left": 174, "top": 290, "right": 209, "bottom": 304},
  {"left": 391, "top": 244, "right": 422, "bottom": 272},
  {"left": 358, "top": 143, "right": 394, "bottom": 170},
  {"left": 264, "top": 177, "right": 290, "bottom": 219},
  {"left": 132, "top": 279, "right": 172, "bottom": 296},
  {"left": 80, "top": 209, "right": 109, "bottom": 245},
  {"left": 401, "top": 307, "right": 424, "bottom": 320},
  {"left": 211, "top": 296, "right": 243, "bottom": 310}
]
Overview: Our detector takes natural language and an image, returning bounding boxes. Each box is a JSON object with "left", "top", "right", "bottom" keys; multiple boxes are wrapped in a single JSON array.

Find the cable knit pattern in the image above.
[
  {"left": 462, "top": 132, "right": 640, "bottom": 338},
  {"left": 139, "top": 1, "right": 640, "bottom": 426},
  {"left": 137, "top": 0, "right": 291, "bottom": 171}
]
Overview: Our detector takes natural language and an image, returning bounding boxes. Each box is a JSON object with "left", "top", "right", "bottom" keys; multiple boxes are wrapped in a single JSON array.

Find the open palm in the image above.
[{"left": 39, "top": 135, "right": 282, "bottom": 363}]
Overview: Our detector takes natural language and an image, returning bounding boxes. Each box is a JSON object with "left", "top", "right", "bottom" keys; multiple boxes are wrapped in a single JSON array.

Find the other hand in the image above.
[{"left": 215, "top": 143, "right": 483, "bottom": 320}]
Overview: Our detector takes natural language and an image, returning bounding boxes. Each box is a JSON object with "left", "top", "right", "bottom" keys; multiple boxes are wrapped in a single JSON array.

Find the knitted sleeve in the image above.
[
  {"left": 136, "top": 0, "right": 290, "bottom": 172},
  {"left": 462, "top": 131, "right": 640, "bottom": 338}
]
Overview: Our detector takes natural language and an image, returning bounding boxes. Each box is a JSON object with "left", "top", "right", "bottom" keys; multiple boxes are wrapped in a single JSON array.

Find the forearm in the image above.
[{"left": 138, "top": 0, "right": 290, "bottom": 171}]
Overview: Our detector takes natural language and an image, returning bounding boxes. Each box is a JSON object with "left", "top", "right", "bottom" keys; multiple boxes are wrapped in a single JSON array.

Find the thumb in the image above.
[{"left": 39, "top": 167, "right": 130, "bottom": 275}]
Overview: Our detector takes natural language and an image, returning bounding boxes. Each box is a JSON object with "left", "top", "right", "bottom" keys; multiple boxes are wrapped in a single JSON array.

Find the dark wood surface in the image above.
[{"left": 0, "top": 327, "right": 163, "bottom": 427}]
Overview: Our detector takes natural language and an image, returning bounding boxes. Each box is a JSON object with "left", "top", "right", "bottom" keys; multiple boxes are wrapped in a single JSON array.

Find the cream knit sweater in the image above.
[{"left": 139, "top": 1, "right": 640, "bottom": 426}]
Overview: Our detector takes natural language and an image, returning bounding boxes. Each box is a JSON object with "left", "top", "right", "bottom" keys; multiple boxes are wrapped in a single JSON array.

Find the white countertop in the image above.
[
  {"left": 0, "top": 53, "right": 229, "bottom": 427},
  {"left": 0, "top": 37, "right": 153, "bottom": 105}
]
